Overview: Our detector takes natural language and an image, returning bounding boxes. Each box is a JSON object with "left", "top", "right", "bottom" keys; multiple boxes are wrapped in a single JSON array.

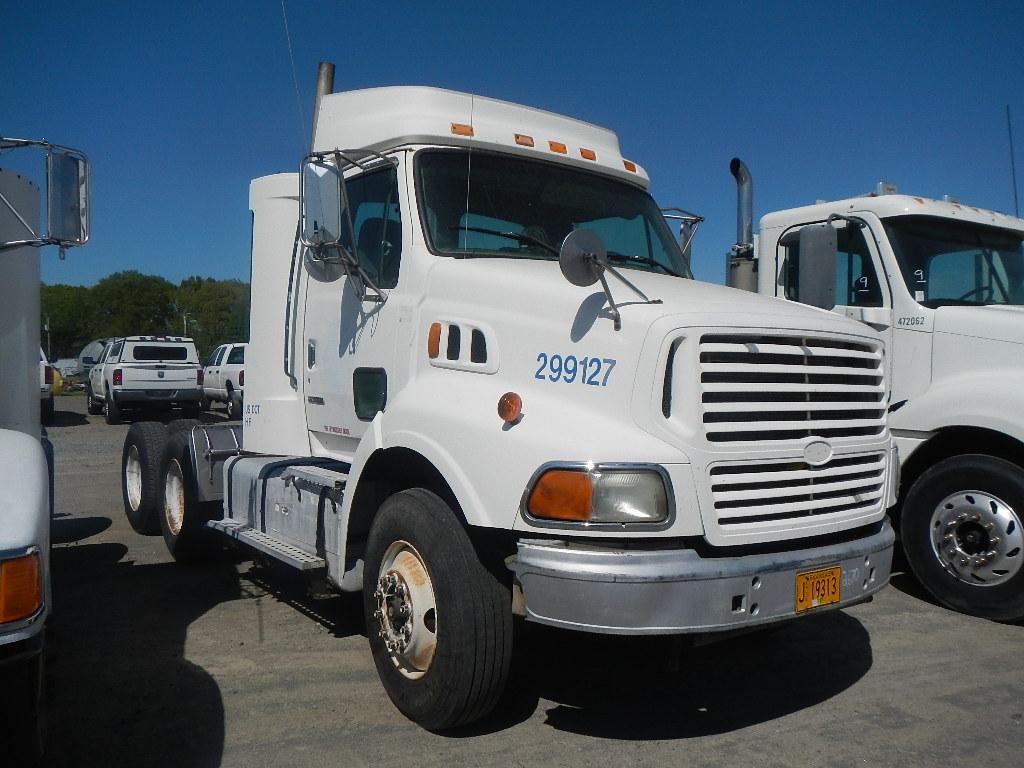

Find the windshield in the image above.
[
  {"left": 885, "top": 215, "right": 1024, "bottom": 307},
  {"left": 416, "top": 149, "right": 691, "bottom": 278}
]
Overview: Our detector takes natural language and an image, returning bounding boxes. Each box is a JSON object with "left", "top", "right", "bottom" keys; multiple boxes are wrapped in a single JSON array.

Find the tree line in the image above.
[{"left": 42, "top": 271, "right": 249, "bottom": 360}]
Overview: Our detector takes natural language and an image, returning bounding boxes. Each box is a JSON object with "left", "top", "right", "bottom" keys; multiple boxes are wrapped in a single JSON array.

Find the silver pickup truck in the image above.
[{"left": 86, "top": 336, "right": 203, "bottom": 424}]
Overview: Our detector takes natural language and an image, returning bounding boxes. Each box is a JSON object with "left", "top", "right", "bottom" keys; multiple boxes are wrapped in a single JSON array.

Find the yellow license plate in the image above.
[{"left": 795, "top": 565, "right": 841, "bottom": 613}]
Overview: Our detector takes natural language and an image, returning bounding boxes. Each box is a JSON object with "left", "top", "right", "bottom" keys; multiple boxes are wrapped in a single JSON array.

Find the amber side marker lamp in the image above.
[
  {"left": 623, "top": 160, "right": 637, "bottom": 173},
  {"left": 515, "top": 134, "right": 535, "bottom": 147},
  {"left": 527, "top": 470, "right": 592, "bottom": 521},
  {"left": 451, "top": 123, "right": 474, "bottom": 137},
  {"left": 497, "top": 391, "right": 522, "bottom": 424},
  {"left": 427, "top": 323, "right": 442, "bottom": 359},
  {"left": 0, "top": 553, "right": 42, "bottom": 624},
  {"left": 549, "top": 141, "right": 568, "bottom": 155}
]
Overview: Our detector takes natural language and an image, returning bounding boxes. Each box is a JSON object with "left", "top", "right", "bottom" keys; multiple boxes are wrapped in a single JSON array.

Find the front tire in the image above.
[
  {"left": 901, "top": 454, "right": 1024, "bottom": 621},
  {"left": 122, "top": 422, "right": 170, "bottom": 534},
  {"left": 363, "top": 489, "right": 512, "bottom": 730}
]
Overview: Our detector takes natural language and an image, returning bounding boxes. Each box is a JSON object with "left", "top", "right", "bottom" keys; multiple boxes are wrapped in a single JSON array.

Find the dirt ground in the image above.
[{"left": 42, "top": 395, "right": 1024, "bottom": 767}]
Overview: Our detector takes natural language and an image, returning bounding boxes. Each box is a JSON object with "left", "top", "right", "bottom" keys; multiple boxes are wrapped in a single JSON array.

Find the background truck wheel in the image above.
[
  {"left": 104, "top": 392, "right": 121, "bottom": 425},
  {"left": 41, "top": 395, "right": 54, "bottom": 425},
  {"left": 226, "top": 385, "right": 241, "bottom": 420},
  {"left": 363, "top": 488, "right": 512, "bottom": 731},
  {"left": 199, "top": 395, "right": 211, "bottom": 411},
  {"left": 159, "top": 432, "right": 217, "bottom": 561},
  {"left": 85, "top": 384, "right": 102, "bottom": 415},
  {"left": 901, "top": 454, "right": 1024, "bottom": 621},
  {"left": 122, "top": 421, "right": 170, "bottom": 534}
]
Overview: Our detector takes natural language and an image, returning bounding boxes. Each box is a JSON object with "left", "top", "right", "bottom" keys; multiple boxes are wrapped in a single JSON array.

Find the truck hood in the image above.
[
  {"left": 425, "top": 257, "right": 875, "bottom": 340},
  {"left": 934, "top": 304, "right": 1024, "bottom": 346}
]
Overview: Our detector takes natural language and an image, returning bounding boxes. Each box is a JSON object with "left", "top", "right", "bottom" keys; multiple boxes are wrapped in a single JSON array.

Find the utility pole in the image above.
[
  {"left": 183, "top": 311, "right": 192, "bottom": 336},
  {"left": 44, "top": 315, "right": 50, "bottom": 359}
]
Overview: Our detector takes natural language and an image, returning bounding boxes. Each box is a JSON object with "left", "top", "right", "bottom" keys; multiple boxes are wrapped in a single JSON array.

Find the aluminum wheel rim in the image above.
[
  {"left": 164, "top": 459, "right": 186, "bottom": 536},
  {"left": 373, "top": 540, "right": 437, "bottom": 680},
  {"left": 929, "top": 489, "right": 1024, "bottom": 587},
  {"left": 125, "top": 445, "right": 143, "bottom": 511}
]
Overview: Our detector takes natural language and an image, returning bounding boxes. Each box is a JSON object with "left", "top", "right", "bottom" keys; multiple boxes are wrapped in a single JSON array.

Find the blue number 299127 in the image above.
[{"left": 534, "top": 353, "right": 617, "bottom": 386}]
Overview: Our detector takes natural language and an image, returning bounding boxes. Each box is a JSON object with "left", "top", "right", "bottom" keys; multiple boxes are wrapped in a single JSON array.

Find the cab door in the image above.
[{"left": 302, "top": 162, "right": 406, "bottom": 457}]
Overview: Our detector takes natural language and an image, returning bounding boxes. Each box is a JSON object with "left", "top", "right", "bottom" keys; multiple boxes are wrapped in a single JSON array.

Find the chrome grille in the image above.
[
  {"left": 699, "top": 333, "right": 885, "bottom": 443},
  {"left": 710, "top": 452, "right": 886, "bottom": 529}
]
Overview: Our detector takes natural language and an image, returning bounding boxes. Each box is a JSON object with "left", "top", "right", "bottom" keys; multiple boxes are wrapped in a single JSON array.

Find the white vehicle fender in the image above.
[{"left": 893, "top": 371, "right": 1024, "bottom": 445}]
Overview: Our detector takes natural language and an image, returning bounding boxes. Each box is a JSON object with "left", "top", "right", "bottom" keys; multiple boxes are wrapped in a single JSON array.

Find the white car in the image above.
[
  {"left": 87, "top": 336, "right": 203, "bottom": 424},
  {"left": 39, "top": 348, "right": 53, "bottom": 425},
  {"left": 202, "top": 342, "right": 245, "bottom": 419}
]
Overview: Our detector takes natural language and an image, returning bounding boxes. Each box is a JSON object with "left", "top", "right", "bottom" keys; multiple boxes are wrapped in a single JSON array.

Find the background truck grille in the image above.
[
  {"left": 698, "top": 333, "right": 885, "bottom": 443},
  {"left": 709, "top": 452, "right": 886, "bottom": 527}
]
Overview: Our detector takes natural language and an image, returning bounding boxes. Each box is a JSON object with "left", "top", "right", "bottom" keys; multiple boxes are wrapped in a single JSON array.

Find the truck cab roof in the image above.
[
  {"left": 312, "top": 86, "right": 648, "bottom": 188},
  {"left": 760, "top": 192, "right": 1024, "bottom": 235}
]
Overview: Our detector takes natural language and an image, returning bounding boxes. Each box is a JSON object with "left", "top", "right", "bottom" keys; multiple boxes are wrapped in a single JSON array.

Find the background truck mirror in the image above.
[{"left": 797, "top": 223, "right": 838, "bottom": 310}]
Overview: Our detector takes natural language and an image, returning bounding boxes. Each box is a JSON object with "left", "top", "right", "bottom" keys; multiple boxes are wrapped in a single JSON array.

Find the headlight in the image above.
[{"left": 525, "top": 465, "right": 670, "bottom": 525}]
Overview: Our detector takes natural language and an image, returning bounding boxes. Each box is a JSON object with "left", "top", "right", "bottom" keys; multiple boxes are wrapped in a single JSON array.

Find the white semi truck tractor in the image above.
[
  {"left": 129, "top": 67, "right": 899, "bottom": 730},
  {"left": 726, "top": 159, "right": 1024, "bottom": 622},
  {"left": 0, "top": 138, "right": 89, "bottom": 763}
]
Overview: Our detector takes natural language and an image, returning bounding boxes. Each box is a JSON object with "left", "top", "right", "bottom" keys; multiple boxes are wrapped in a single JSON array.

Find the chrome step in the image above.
[{"left": 206, "top": 518, "right": 325, "bottom": 571}]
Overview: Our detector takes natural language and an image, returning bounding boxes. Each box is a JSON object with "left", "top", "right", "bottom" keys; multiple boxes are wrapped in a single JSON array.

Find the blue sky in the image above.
[{"left": 4, "top": 1, "right": 1023, "bottom": 286}]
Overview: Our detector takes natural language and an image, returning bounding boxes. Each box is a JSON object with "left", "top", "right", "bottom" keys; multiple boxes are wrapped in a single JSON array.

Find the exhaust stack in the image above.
[
  {"left": 726, "top": 157, "right": 757, "bottom": 292},
  {"left": 309, "top": 61, "right": 336, "bottom": 150}
]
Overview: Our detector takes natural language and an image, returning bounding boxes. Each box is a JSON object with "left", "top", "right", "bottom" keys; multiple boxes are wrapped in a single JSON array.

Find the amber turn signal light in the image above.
[
  {"left": 497, "top": 392, "right": 522, "bottom": 424},
  {"left": 527, "top": 470, "right": 592, "bottom": 521},
  {"left": 427, "top": 322, "right": 442, "bottom": 359},
  {"left": 0, "top": 553, "right": 42, "bottom": 624}
]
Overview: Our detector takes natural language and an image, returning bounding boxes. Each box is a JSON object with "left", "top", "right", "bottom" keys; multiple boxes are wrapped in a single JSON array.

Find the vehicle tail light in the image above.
[
  {"left": 197, "top": 369, "right": 204, "bottom": 386},
  {"left": 0, "top": 553, "right": 42, "bottom": 623},
  {"left": 112, "top": 368, "right": 123, "bottom": 386},
  {"left": 44, "top": 366, "right": 53, "bottom": 385},
  {"left": 239, "top": 370, "right": 244, "bottom": 387}
]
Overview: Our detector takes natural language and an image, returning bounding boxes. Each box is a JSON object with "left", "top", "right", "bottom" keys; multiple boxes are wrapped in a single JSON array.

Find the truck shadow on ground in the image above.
[
  {"left": 885, "top": 545, "right": 943, "bottom": 608},
  {"left": 470, "top": 610, "right": 874, "bottom": 740},
  {"left": 47, "top": 522, "right": 238, "bottom": 768},
  {"left": 48, "top": 405, "right": 89, "bottom": 427}
]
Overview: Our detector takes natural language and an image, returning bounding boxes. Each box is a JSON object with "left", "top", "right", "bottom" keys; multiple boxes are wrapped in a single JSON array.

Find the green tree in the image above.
[
  {"left": 41, "top": 283, "right": 92, "bottom": 358},
  {"left": 175, "top": 276, "right": 250, "bottom": 358},
  {"left": 88, "top": 271, "right": 177, "bottom": 339}
]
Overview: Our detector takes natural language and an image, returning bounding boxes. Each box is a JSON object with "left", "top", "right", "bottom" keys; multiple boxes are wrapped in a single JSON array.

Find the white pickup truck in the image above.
[
  {"left": 87, "top": 336, "right": 203, "bottom": 424},
  {"left": 202, "top": 342, "right": 245, "bottom": 418}
]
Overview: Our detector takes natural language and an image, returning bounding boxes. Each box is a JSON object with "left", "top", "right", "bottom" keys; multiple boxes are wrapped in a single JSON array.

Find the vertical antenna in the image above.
[{"left": 1008, "top": 105, "right": 1020, "bottom": 217}]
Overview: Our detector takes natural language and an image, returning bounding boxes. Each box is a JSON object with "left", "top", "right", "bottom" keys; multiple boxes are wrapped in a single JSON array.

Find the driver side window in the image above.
[
  {"left": 781, "top": 224, "right": 883, "bottom": 307},
  {"left": 341, "top": 167, "right": 402, "bottom": 289}
]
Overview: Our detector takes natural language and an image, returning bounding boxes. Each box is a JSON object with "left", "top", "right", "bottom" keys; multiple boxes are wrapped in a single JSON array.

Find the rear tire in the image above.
[
  {"left": 122, "top": 422, "right": 170, "bottom": 534},
  {"left": 363, "top": 489, "right": 512, "bottom": 730},
  {"left": 159, "top": 433, "right": 218, "bottom": 561},
  {"left": 104, "top": 392, "right": 121, "bottom": 425},
  {"left": 226, "top": 385, "right": 242, "bottom": 420},
  {"left": 901, "top": 454, "right": 1024, "bottom": 621}
]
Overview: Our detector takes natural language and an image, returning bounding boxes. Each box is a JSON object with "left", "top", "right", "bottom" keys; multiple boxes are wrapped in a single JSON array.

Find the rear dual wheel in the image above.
[
  {"left": 122, "top": 422, "right": 170, "bottom": 534},
  {"left": 159, "top": 433, "right": 217, "bottom": 561},
  {"left": 363, "top": 489, "right": 512, "bottom": 730}
]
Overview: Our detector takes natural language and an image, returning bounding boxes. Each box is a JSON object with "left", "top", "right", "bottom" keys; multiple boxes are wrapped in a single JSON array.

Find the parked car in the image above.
[
  {"left": 202, "top": 342, "right": 245, "bottom": 419},
  {"left": 86, "top": 336, "right": 203, "bottom": 424},
  {"left": 39, "top": 348, "right": 53, "bottom": 425}
]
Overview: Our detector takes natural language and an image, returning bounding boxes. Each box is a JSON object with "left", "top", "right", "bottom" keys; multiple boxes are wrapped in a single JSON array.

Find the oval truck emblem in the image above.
[
  {"left": 158, "top": 370, "right": 165, "bottom": 378},
  {"left": 803, "top": 439, "right": 833, "bottom": 466}
]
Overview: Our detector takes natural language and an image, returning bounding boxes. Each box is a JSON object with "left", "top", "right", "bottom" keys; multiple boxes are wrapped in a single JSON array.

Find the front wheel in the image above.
[
  {"left": 901, "top": 454, "right": 1024, "bottom": 621},
  {"left": 363, "top": 489, "right": 512, "bottom": 730}
]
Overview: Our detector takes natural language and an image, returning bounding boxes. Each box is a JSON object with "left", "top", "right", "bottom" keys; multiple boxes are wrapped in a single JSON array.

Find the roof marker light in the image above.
[
  {"left": 580, "top": 148, "right": 596, "bottom": 161},
  {"left": 451, "top": 123, "right": 474, "bottom": 137},
  {"left": 623, "top": 160, "right": 637, "bottom": 173},
  {"left": 515, "top": 134, "right": 534, "bottom": 147},
  {"left": 549, "top": 141, "right": 567, "bottom": 154}
]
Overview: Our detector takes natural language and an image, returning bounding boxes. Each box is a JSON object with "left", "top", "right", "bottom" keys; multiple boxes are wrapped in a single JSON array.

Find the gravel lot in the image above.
[{"left": 43, "top": 395, "right": 1023, "bottom": 767}]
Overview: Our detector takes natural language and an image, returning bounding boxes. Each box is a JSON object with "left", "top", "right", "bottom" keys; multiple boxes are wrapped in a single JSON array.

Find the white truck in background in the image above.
[
  {"left": 202, "top": 341, "right": 245, "bottom": 418},
  {"left": 124, "top": 66, "right": 899, "bottom": 730},
  {"left": 0, "top": 137, "right": 89, "bottom": 763},
  {"left": 725, "top": 159, "right": 1024, "bottom": 621},
  {"left": 86, "top": 335, "right": 204, "bottom": 424}
]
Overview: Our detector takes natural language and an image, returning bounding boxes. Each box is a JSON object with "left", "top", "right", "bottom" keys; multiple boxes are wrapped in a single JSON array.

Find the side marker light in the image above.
[{"left": 497, "top": 392, "right": 522, "bottom": 424}]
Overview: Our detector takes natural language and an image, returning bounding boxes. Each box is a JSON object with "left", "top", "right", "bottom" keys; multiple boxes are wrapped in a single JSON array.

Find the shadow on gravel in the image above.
[
  {"left": 47, "top": 541, "right": 238, "bottom": 767},
  {"left": 51, "top": 515, "right": 111, "bottom": 544},
  {"left": 49, "top": 408, "right": 89, "bottom": 427},
  {"left": 465, "top": 609, "right": 873, "bottom": 739}
]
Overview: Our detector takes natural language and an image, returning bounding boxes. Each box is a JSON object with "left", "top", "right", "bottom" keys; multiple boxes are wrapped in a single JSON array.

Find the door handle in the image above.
[{"left": 307, "top": 341, "right": 317, "bottom": 369}]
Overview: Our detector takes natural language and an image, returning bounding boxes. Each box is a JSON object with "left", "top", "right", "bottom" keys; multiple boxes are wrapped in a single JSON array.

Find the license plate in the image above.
[{"left": 795, "top": 565, "right": 841, "bottom": 613}]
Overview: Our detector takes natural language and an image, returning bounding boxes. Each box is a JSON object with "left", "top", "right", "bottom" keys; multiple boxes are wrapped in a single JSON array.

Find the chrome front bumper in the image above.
[{"left": 507, "top": 519, "right": 894, "bottom": 635}]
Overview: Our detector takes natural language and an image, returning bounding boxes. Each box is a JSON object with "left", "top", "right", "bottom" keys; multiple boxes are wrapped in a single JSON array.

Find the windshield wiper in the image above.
[
  {"left": 448, "top": 225, "right": 559, "bottom": 256},
  {"left": 606, "top": 251, "right": 681, "bottom": 277}
]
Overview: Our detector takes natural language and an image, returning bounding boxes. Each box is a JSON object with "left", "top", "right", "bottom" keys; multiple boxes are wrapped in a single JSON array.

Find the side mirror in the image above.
[
  {"left": 679, "top": 220, "right": 696, "bottom": 271},
  {"left": 47, "top": 151, "right": 89, "bottom": 245},
  {"left": 797, "top": 223, "right": 837, "bottom": 310},
  {"left": 82, "top": 356, "right": 95, "bottom": 365},
  {"left": 300, "top": 154, "right": 353, "bottom": 254}
]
